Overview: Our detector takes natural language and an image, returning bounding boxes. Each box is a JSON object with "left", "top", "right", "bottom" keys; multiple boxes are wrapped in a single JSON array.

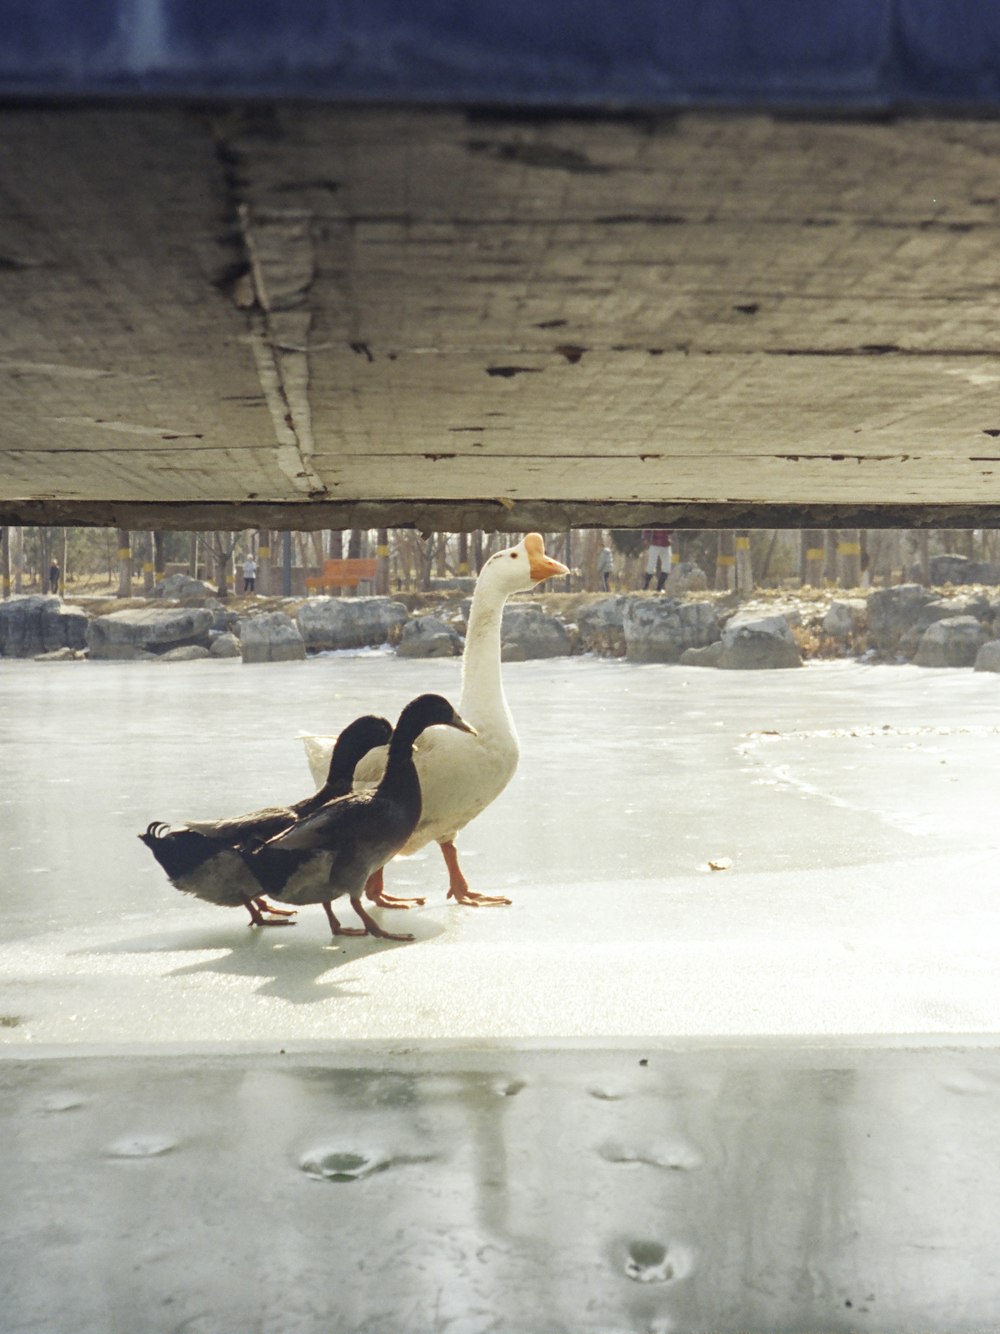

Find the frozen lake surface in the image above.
[
  {"left": 1, "top": 654, "right": 999, "bottom": 1042},
  {"left": 2, "top": 654, "right": 1000, "bottom": 1332}
]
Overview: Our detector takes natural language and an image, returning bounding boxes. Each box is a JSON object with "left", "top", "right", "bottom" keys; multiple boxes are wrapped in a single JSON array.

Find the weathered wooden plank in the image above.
[
  {"left": 4, "top": 105, "right": 1000, "bottom": 526},
  {"left": 3, "top": 497, "right": 999, "bottom": 533},
  {"left": 7, "top": 446, "right": 999, "bottom": 509}
]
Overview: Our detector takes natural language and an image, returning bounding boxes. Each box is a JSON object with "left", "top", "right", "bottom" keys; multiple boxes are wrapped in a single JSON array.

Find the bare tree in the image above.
[
  {"left": 823, "top": 531, "right": 838, "bottom": 585},
  {"left": 802, "top": 529, "right": 824, "bottom": 586},
  {"left": 257, "top": 530, "right": 272, "bottom": 596},
  {"left": 153, "top": 531, "right": 165, "bottom": 582},
  {"left": 1, "top": 527, "right": 9, "bottom": 599},
  {"left": 116, "top": 529, "right": 132, "bottom": 598},
  {"left": 715, "top": 531, "right": 735, "bottom": 591},
  {"left": 756, "top": 530, "right": 780, "bottom": 586},
  {"left": 915, "top": 530, "right": 930, "bottom": 585},
  {"left": 141, "top": 532, "right": 155, "bottom": 595},
  {"left": 208, "top": 531, "right": 237, "bottom": 598},
  {"left": 837, "top": 528, "right": 862, "bottom": 588},
  {"left": 580, "top": 528, "right": 602, "bottom": 591},
  {"left": 735, "top": 530, "right": 753, "bottom": 593},
  {"left": 419, "top": 533, "right": 434, "bottom": 590},
  {"left": 376, "top": 528, "right": 390, "bottom": 594},
  {"left": 10, "top": 526, "right": 23, "bottom": 593}
]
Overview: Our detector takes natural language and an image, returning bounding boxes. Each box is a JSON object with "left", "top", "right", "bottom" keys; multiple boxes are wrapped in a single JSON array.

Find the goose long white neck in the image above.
[{"left": 458, "top": 584, "right": 515, "bottom": 735}]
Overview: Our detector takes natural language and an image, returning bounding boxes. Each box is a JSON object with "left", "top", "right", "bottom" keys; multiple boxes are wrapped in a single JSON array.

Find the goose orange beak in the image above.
[{"left": 524, "top": 532, "right": 570, "bottom": 583}]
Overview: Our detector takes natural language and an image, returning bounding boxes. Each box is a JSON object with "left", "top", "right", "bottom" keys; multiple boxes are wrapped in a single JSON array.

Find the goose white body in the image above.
[{"left": 301, "top": 534, "right": 567, "bottom": 863}]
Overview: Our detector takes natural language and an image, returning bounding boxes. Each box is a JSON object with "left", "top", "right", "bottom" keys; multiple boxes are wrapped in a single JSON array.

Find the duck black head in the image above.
[
  {"left": 325, "top": 713, "right": 393, "bottom": 789},
  {"left": 390, "top": 693, "right": 476, "bottom": 754}
]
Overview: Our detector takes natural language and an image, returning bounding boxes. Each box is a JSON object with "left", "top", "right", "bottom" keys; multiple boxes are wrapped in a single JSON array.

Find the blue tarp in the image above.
[{"left": 1, "top": 0, "right": 999, "bottom": 106}]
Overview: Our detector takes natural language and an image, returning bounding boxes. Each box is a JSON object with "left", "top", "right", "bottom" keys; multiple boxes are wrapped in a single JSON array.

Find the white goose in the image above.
[{"left": 301, "top": 532, "right": 568, "bottom": 906}]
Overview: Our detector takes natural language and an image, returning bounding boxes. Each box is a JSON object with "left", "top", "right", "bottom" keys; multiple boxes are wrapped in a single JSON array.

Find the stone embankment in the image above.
[{"left": 5, "top": 574, "right": 1000, "bottom": 673}]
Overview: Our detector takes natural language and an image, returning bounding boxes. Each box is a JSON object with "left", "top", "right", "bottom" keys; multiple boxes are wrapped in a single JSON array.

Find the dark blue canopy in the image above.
[{"left": 2, "top": 1, "right": 999, "bottom": 107}]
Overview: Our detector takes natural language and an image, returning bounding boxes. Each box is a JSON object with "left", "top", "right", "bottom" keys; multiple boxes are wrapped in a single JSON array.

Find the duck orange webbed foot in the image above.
[
  {"left": 363, "top": 869, "right": 426, "bottom": 910},
  {"left": 322, "top": 903, "right": 367, "bottom": 937},
  {"left": 246, "top": 900, "right": 297, "bottom": 927},
  {"left": 349, "top": 897, "right": 415, "bottom": 943},
  {"left": 446, "top": 886, "right": 512, "bottom": 907},
  {"left": 256, "top": 897, "right": 297, "bottom": 918}
]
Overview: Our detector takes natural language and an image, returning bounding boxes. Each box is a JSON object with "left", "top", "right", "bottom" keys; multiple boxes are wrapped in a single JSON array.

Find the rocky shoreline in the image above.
[{"left": 4, "top": 580, "right": 1000, "bottom": 672}]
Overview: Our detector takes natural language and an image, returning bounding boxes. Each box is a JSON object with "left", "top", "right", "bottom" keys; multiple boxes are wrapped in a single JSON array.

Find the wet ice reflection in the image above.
[{"left": 3, "top": 1046, "right": 998, "bottom": 1332}]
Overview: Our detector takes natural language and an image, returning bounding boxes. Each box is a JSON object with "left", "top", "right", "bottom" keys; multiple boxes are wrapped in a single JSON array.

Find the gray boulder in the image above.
[
  {"left": 823, "top": 598, "right": 868, "bottom": 640},
  {"left": 576, "top": 597, "right": 627, "bottom": 656},
  {"left": 900, "top": 595, "right": 992, "bottom": 657},
  {"left": 928, "top": 553, "right": 1000, "bottom": 586},
  {"left": 158, "top": 645, "right": 212, "bottom": 662},
  {"left": 153, "top": 573, "right": 216, "bottom": 599},
  {"left": 974, "top": 640, "right": 1000, "bottom": 673},
  {"left": 239, "top": 612, "right": 306, "bottom": 664},
  {"left": 866, "top": 584, "right": 934, "bottom": 657},
  {"left": 500, "top": 604, "right": 572, "bottom": 659},
  {"left": 0, "top": 595, "right": 89, "bottom": 658},
  {"left": 296, "top": 596, "right": 408, "bottom": 651},
  {"left": 664, "top": 562, "right": 709, "bottom": 594},
  {"left": 209, "top": 632, "right": 241, "bottom": 658},
  {"left": 203, "top": 599, "right": 241, "bottom": 633},
  {"left": 623, "top": 597, "right": 720, "bottom": 663},
  {"left": 86, "top": 605, "right": 214, "bottom": 660},
  {"left": 397, "top": 615, "right": 462, "bottom": 658},
  {"left": 679, "top": 641, "right": 724, "bottom": 668},
  {"left": 718, "top": 612, "right": 802, "bottom": 669},
  {"left": 33, "top": 646, "right": 80, "bottom": 662},
  {"left": 913, "top": 616, "right": 989, "bottom": 668}
]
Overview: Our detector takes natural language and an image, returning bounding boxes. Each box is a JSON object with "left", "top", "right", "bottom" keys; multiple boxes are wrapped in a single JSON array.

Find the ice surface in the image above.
[
  {"left": 3, "top": 1046, "right": 1000, "bottom": 1332},
  {"left": 2, "top": 655, "right": 1000, "bottom": 1331},
  {"left": 1, "top": 655, "right": 999, "bottom": 1042}
]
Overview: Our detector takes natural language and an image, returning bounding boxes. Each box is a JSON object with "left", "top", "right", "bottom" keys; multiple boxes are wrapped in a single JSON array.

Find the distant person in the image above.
[
  {"left": 597, "top": 543, "right": 613, "bottom": 592},
  {"left": 242, "top": 554, "right": 257, "bottom": 593},
  {"left": 48, "top": 559, "right": 60, "bottom": 594},
  {"left": 641, "top": 529, "right": 673, "bottom": 592}
]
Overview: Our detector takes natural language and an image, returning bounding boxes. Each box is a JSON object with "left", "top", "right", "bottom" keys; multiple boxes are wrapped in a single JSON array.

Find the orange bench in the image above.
[{"left": 305, "top": 557, "right": 379, "bottom": 594}]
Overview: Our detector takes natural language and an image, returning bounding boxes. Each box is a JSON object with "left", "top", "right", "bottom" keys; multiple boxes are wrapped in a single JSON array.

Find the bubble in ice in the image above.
[
  {"left": 38, "top": 1092, "right": 86, "bottom": 1113},
  {"left": 104, "top": 1133, "right": 177, "bottom": 1158},
  {"left": 494, "top": 1078, "right": 526, "bottom": 1097},
  {"left": 624, "top": 1240, "right": 675, "bottom": 1284},
  {"left": 598, "top": 1138, "right": 704, "bottom": 1171},
  {"left": 623, "top": 1239, "right": 693, "bottom": 1285},
  {"left": 942, "top": 1070, "right": 993, "bottom": 1097},
  {"left": 587, "top": 1085, "right": 628, "bottom": 1101},
  {"left": 299, "top": 1146, "right": 392, "bottom": 1182}
]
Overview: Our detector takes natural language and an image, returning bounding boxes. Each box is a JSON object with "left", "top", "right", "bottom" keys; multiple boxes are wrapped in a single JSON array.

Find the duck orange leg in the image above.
[
  {"left": 348, "top": 896, "right": 414, "bottom": 942},
  {"left": 440, "top": 840, "right": 511, "bottom": 906},
  {"left": 322, "top": 901, "right": 367, "bottom": 937},
  {"left": 254, "top": 896, "right": 297, "bottom": 918},
  {"left": 364, "top": 866, "right": 426, "bottom": 909},
  {"left": 245, "top": 898, "right": 296, "bottom": 927}
]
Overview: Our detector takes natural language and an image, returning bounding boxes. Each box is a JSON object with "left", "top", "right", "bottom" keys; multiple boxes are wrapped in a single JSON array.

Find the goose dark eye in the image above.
[{"left": 509, "top": 552, "right": 517, "bottom": 559}]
